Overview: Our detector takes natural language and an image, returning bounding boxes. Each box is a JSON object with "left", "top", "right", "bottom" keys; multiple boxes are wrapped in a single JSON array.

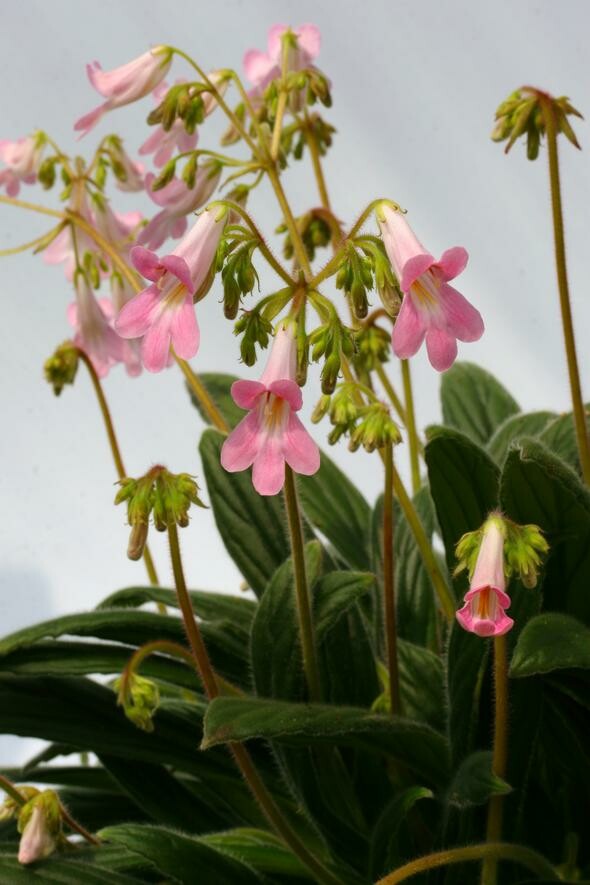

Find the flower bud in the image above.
[
  {"left": 17, "top": 790, "right": 62, "bottom": 865},
  {"left": 0, "top": 787, "right": 38, "bottom": 823},
  {"left": 44, "top": 342, "right": 79, "bottom": 396},
  {"left": 349, "top": 403, "right": 402, "bottom": 453},
  {"left": 115, "top": 672, "right": 160, "bottom": 732},
  {"left": 311, "top": 394, "right": 331, "bottom": 424}
]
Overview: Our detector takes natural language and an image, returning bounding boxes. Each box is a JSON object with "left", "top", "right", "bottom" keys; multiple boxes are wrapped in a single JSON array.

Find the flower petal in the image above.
[
  {"left": 115, "top": 286, "right": 160, "bottom": 338},
  {"left": 169, "top": 297, "right": 200, "bottom": 359},
  {"left": 425, "top": 327, "right": 458, "bottom": 372},
  {"left": 74, "top": 103, "right": 107, "bottom": 138},
  {"left": 160, "top": 254, "right": 193, "bottom": 292},
  {"left": 243, "top": 49, "right": 277, "bottom": 85},
  {"left": 296, "top": 24, "right": 321, "bottom": 59},
  {"left": 284, "top": 412, "right": 320, "bottom": 476},
  {"left": 252, "top": 436, "right": 286, "bottom": 496},
  {"left": 400, "top": 253, "right": 436, "bottom": 293},
  {"left": 438, "top": 246, "right": 469, "bottom": 281},
  {"left": 268, "top": 379, "right": 302, "bottom": 411},
  {"left": 440, "top": 283, "right": 484, "bottom": 343},
  {"left": 131, "top": 245, "right": 163, "bottom": 281},
  {"left": 221, "top": 410, "right": 262, "bottom": 471},
  {"left": 231, "top": 380, "right": 266, "bottom": 410},
  {"left": 392, "top": 294, "right": 426, "bottom": 359},
  {"left": 141, "top": 311, "right": 173, "bottom": 373}
]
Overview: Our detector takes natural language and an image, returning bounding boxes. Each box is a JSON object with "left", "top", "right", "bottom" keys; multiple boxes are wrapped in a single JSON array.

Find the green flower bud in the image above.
[
  {"left": 349, "top": 403, "right": 402, "bottom": 453},
  {"left": 115, "top": 673, "right": 160, "bottom": 733},
  {"left": 17, "top": 790, "right": 62, "bottom": 865},
  {"left": 44, "top": 341, "right": 79, "bottom": 396},
  {"left": 504, "top": 522, "right": 549, "bottom": 588},
  {"left": 311, "top": 394, "right": 331, "bottom": 424}
]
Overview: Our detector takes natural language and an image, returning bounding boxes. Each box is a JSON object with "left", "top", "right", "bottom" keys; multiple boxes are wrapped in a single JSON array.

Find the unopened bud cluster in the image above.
[
  {"left": 115, "top": 466, "right": 206, "bottom": 560},
  {"left": 0, "top": 788, "right": 63, "bottom": 865},
  {"left": 44, "top": 341, "right": 79, "bottom": 395},
  {"left": 492, "top": 88, "right": 582, "bottom": 159},
  {"left": 313, "top": 383, "right": 401, "bottom": 453},
  {"left": 455, "top": 512, "right": 548, "bottom": 589},
  {"left": 278, "top": 209, "right": 332, "bottom": 262},
  {"left": 353, "top": 324, "right": 391, "bottom": 374},
  {"left": 115, "top": 672, "right": 160, "bottom": 732},
  {"left": 309, "top": 316, "right": 354, "bottom": 394}
]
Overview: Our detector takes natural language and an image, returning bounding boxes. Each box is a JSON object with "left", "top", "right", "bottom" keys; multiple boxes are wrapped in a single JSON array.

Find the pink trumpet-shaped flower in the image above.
[
  {"left": 18, "top": 805, "right": 57, "bottom": 865},
  {"left": 243, "top": 24, "right": 321, "bottom": 97},
  {"left": 74, "top": 47, "right": 172, "bottom": 137},
  {"left": 138, "top": 164, "right": 221, "bottom": 251},
  {"left": 377, "top": 205, "right": 484, "bottom": 372},
  {"left": 221, "top": 325, "right": 320, "bottom": 496},
  {"left": 0, "top": 134, "right": 45, "bottom": 196},
  {"left": 456, "top": 520, "right": 514, "bottom": 637},
  {"left": 68, "top": 272, "right": 125, "bottom": 377},
  {"left": 116, "top": 206, "right": 225, "bottom": 372}
]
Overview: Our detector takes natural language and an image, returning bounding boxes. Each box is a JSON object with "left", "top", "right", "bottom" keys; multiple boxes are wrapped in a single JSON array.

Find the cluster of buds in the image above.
[
  {"left": 115, "top": 466, "right": 207, "bottom": 560},
  {"left": 313, "top": 383, "right": 401, "bottom": 453},
  {"left": 280, "top": 113, "right": 335, "bottom": 163},
  {"left": 114, "top": 672, "right": 160, "bottom": 732},
  {"left": 217, "top": 226, "right": 260, "bottom": 319},
  {"left": 492, "top": 87, "right": 583, "bottom": 159},
  {"left": 44, "top": 341, "right": 80, "bottom": 395},
  {"left": 455, "top": 512, "right": 548, "bottom": 637},
  {"left": 352, "top": 324, "right": 391, "bottom": 375},
  {"left": 94, "top": 135, "right": 144, "bottom": 193},
  {"left": 278, "top": 209, "right": 333, "bottom": 262},
  {"left": 148, "top": 72, "right": 229, "bottom": 138},
  {"left": 309, "top": 313, "right": 355, "bottom": 395},
  {"left": 335, "top": 242, "right": 374, "bottom": 320},
  {"left": 233, "top": 287, "right": 293, "bottom": 366},
  {"left": 355, "top": 236, "right": 401, "bottom": 319},
  {"left": 1, "top": 787, "right": 63, "bottom": 865}
]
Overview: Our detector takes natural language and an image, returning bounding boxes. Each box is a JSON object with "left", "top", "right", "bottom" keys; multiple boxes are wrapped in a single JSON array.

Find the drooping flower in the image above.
[
  {"left": 0, "top": 134, "right": 45, "bottom": 196},
  {"left": 377, "top": 205, "right": 484, "bottom": 371},
  {"left": 243, "top": 24, "right": 321, "bottom": 99},
  {"left": 116, "top": 206, "right": 226, "bottom": 372},
  {"left": 17, "top": 791, "right": 61, "bottom": 866},
  {"left": 68, "top": 271, "right": 125, "bottom": 377},
  {"left": 221, "top": 324, "right": 321, "bottom": 496},
  {"left": 110, "top": 273, "right": 142, "bottom": 377},
  {"left": 74, "top": 47, "right": 173, "bottom": 137},
  {"left": 456, "top": 517, "right": 514, "bottom": 637},
  {"left": 137, "top": 163, "right": 221, "bottom": 251}
]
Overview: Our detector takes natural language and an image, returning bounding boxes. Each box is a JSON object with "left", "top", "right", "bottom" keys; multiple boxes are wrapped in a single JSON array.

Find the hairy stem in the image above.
[
  {"left": 166, "top": 521, "right": 342, "bottom": 885},
  {"left": 401, "top": 360, "right": 421, "bottom": 494},
  {"left": 283, "top": 466, "right": 322, "bottom": 701},
  {"left": 541, "top": 96, "right": 590, "bottom": 484},
  {"left": 376, "top": 842, "right": 558, "bottom": 885},
  {"left": 76, "top": 350, "right": 159, "bottom": 588},
  {"left": 482, "top": 634, "right": 509, "bottom": 885},
  {"left": 383, "top": 442, "right": 401, "bottom": 714}
]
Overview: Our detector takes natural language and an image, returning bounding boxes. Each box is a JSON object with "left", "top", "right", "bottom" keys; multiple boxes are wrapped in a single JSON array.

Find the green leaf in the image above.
[
  {"left": 100, "top": 823, "right": 262, "bottom": 884},
  {"left": 199, "top": 429, "right": 290, "bottom": 596},
  {"left": 298, "top": 451, "right": 372, "bottom": 570},
  {"left": 202, "top": 697, "right": 449, "bottom": 786},
  {"left": 398, "top": 640, "right": 445, "bottom": 731},
  {"left": 0, "top": 851, "right": 142, "bottom": 884},
  {"left": 369, "top": 786, "right": 433, "bottom": 879},
  {"left": 440, "top": 362, "right": 519, "bottom": 444},
  {"left": 187, "top": 372, "right": 244, "bottom": 429},
  {"left": 539, "top": 406, "right": 590, "bottom": 475},
  {"left": 447, "top": 750, "right": 511, "bottom": 808},
  {"left": 510, "top": 613, "right": 590, "bottom": 678},
  {"left": 97, "top": 585, "right": 256, "bottom": 628},
  {"left": 487, "top": 411, "right": 556, "bottom": 464},
  {"left": 200, "top": 828, "right": 310, "bottom": 878},
  {"left": 500, "top": 439, "right": 590, "bottom": 620}
]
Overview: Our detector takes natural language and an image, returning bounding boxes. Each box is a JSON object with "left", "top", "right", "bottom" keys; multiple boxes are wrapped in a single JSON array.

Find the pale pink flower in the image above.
[
  {"left": 116, "top": 206, "right": 225, "bottom": 372},
  {"left": 243, "top": 24, "right": 321, "bottom": 99},
  {"left": 138, "top": 163, "right": 221, "bottom": 251},
  {"left": 221, "top": 325, "right": 320, "bottom": 496},
  {"left": 378, "top": 205, "right": 484, "bottom": 372},
  {"left": 456, "top": 520, "right": 514, "bottom": 637},
  {"left": 68, "top": 272, "right": 125, "bottom": 377},
  {"left": 93, "top": 197, "right": 143, "bottom": 254},
  {"left": 74, "top": 47, "right": 173, "bottom": 137},
  {"left": 43, "top": 187, "right": 96, "bottom": 281},
  {"left": 18, "top": 805, "right": 57, "bottom": 865},
  {"left": 110, "top": 273, "right": 142, "bottom": 377},
  {"left": 0, "top": 134, "right": 45, "bottom": 196}
]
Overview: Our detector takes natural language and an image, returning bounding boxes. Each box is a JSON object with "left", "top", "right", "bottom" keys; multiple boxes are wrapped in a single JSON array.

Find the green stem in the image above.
[
  {"left": 0, "top": 193, "right": 63, "bottom": 219},
  {"left": 175, "top": 355, "right": 229, "bottom": 433},
  {"left": 267, "top": 166, "right": 312, "bottom": 279},
  {"left": 376, "top": 842, "right": 558, "bottom": 885},
  {"left": 482, "top": 634, "right": 509, "bottom": 885},
  {"left": 213, "top": 199, "right": 296, "bottom": 285},
  {"left": 166, "top": 520, "right": 341, "bottom": 885},
  {"left": 283, "top": 466, "right": 322, "bottom": 701},
  {"left": 383, "top": 443, "right": 401, "bottom": 714},
  {"left": 375, "top": 362, "right": 407, "bottom": 425},
  {"left": 0, "top": 774, "right": 99, "bottom": 846},
  {"left": 401, "top": 360, "right": 421, "bottom": 494},
  {"left": 76, "top": 350, "right": 160, "bottom": 589},
  {"left": 541, "top": 96, "right": 590, "bottom": 485},
  {"left": 0, "top": 774, "right": 26, "bottom": 806},
  {"left": 0, "top": 225, "right": 62, "bottom": 257}
]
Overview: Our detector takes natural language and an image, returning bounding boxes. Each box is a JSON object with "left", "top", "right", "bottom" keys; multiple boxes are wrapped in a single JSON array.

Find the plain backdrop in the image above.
[{"left": 0, "top": 0, "right": 588, "bottom": 763}]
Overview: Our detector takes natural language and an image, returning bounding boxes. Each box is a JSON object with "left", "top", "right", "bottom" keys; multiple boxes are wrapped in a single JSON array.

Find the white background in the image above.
[{"left": 0, "top": 0, "right": 588, "bottom": 763}]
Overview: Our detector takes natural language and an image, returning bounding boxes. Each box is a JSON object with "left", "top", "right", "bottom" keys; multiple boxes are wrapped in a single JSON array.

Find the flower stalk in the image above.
[
  {"left": 482, "top": 634, "right": 509, "bottom": 885},
  {"left": 383, "top": 442, "right": 401, "bottom": 714},
  {"left": 401, "top": 359, "right": 421, "bottom": 494}
]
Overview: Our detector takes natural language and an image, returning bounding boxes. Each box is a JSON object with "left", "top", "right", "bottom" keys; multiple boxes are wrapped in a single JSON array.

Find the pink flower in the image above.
[
  {"left": 378, "top": 206, "right": 484, "bottom": 372},
  {"left": 43, "top": 186, "right": 96, "bottom": 281},
  {"left": 456, "top": 520, "right": 514, "bottom": 637},
  {"left": 243, "top": 24, "right": 321, "bottom": 98},
  {"left": 221, "top": 325, "right": 320, "bottom": 496},
  {"left": 110, "top": 273, "right": 142, "bottom": 377},
  {"left": 0, "top": 134, "right": 45, "bottom": 196},
  {"left": 116, "top": 206, "right": 225, "bottom": 372},
  {"left": 68, "top": 272, "right": 125, "bottom": 377},
  {"left": 18, "top": 805, "right": 57, "bottom": 865},
  {"left": 74, "top": 47, "right": 172, "bottom": 137},
  {"left": 137, "top": 164, "right": 221, "bottom": 251}
]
